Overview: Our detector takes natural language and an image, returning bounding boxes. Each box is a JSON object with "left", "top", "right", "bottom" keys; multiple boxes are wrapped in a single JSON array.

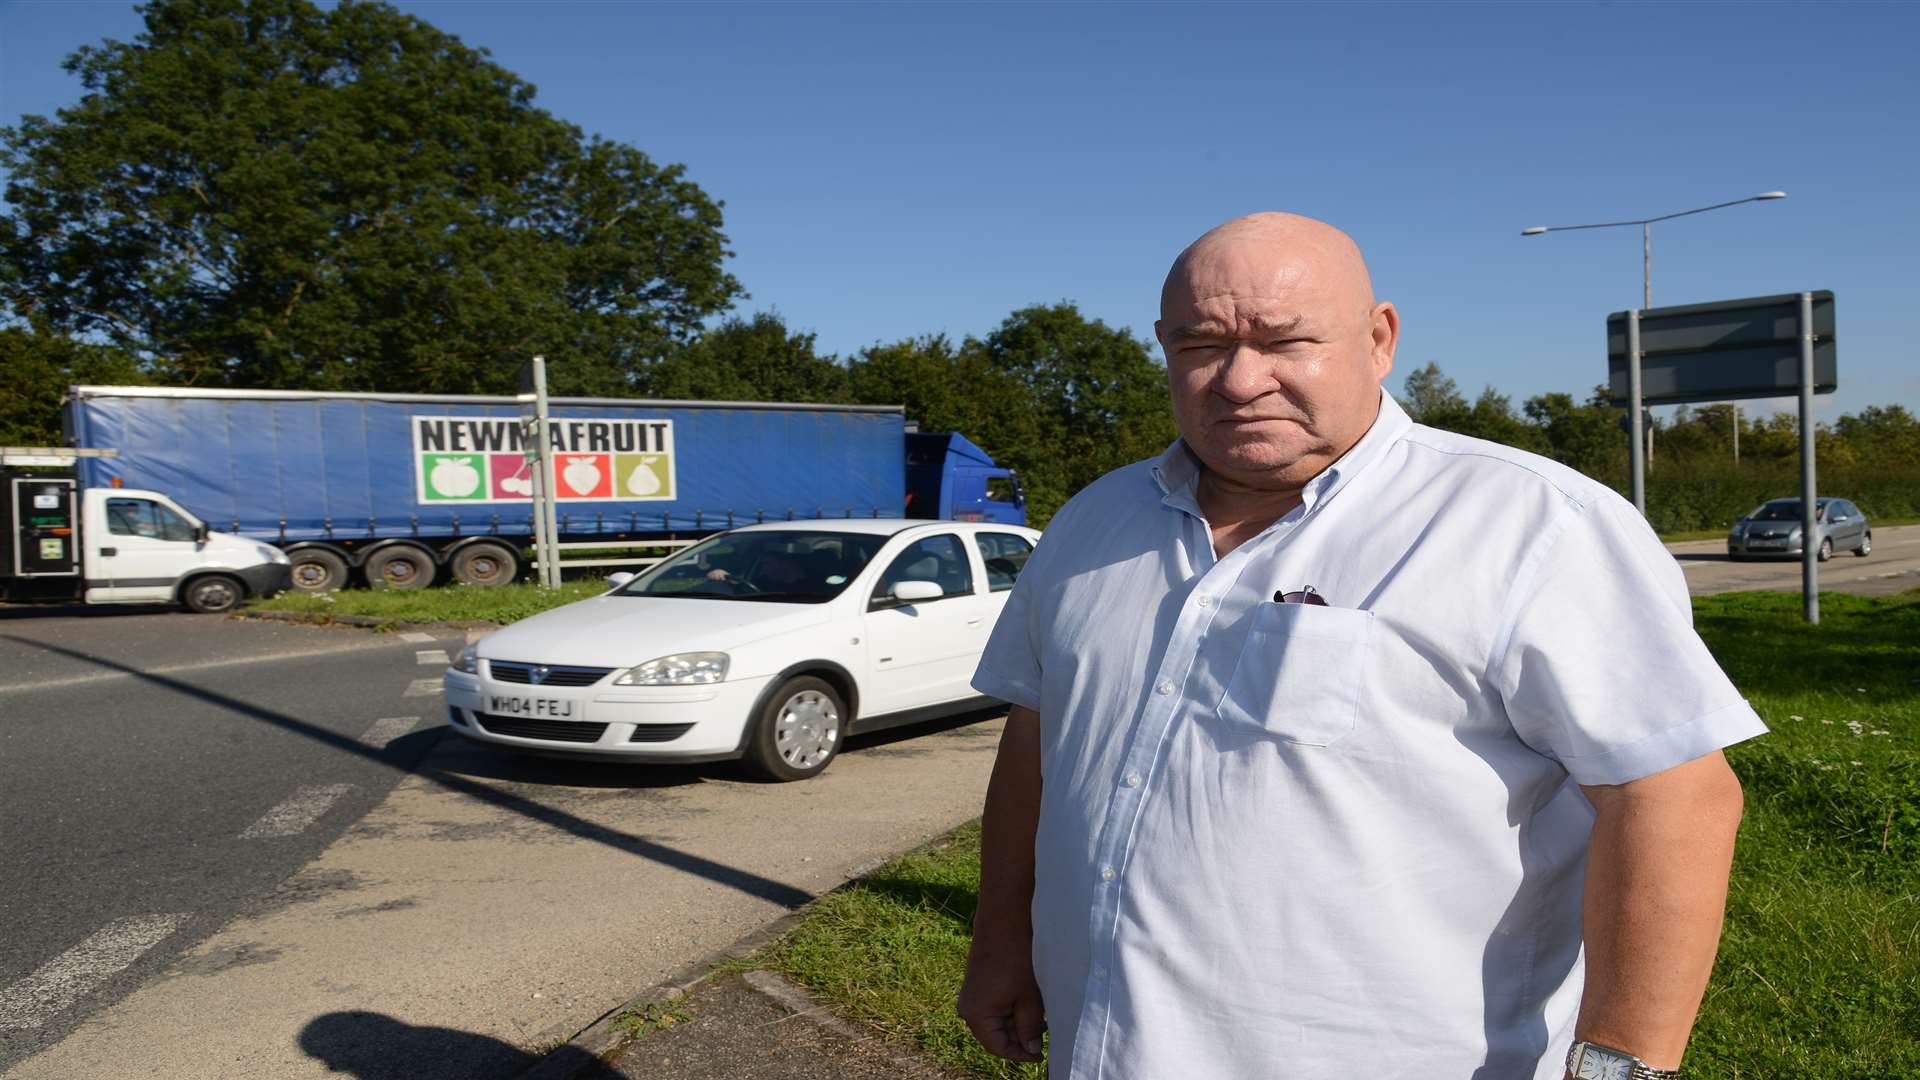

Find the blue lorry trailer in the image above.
[{"left": 62, "top": 386, "right": 1025, "bottom": 591}]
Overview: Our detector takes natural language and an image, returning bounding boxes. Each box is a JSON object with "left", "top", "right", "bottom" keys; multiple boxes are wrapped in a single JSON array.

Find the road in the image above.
[
  {"left": 0, "top": 609, "right": 1004, "bottom": 1080},
  {"left": 1668, "top": 523, "right": 1920, "bottom": 597}
]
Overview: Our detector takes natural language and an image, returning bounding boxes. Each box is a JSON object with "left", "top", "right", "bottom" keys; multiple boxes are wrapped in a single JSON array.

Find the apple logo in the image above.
[
  {"left": 562, "top": 456, "right": 602, "bottom": 495},
  {"left": 627, "top": 456, "right": 662, "bottom": 495},
  {"left": 431, "top": 456, "right": 482, "bottom": 498}
]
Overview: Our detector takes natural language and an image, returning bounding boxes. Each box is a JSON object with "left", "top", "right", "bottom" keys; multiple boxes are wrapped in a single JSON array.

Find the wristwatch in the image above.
[{"left": 1566, "top": 1041, "right": 1680, "bottom": 1079}]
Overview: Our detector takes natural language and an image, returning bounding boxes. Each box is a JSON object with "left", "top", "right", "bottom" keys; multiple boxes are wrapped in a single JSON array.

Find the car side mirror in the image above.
[
  {"left": 606, "top": 572, "right": 636, "bottom": 590},
  {"left": 891, "top": 580, "right": 944, "bottom": 602},
  {"left": 193, "top": 523, "right": 210, "bottom": 543}
]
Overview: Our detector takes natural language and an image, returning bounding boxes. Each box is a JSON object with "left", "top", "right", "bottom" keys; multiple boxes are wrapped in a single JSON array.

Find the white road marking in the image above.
[
  {"left": 403, "top": 678, "right": 443, "bottom": 698},
  {"left": 0, "top": 642, "right": 398, "bottom": 695},
  {"left": 415, "top": 649, "right": 450, "bottom": 665},
  {"left": 0, "top": 913, "right": 189, "bottom": 1031},
  {"left": 358, "top": 716, "right": 420, "bottom": 749},
  {"left": 239, "top": 784, "right": 354, "bottom": 839},
  {"left": 399, "top": 632, "right": 436, "bottom": 643}
]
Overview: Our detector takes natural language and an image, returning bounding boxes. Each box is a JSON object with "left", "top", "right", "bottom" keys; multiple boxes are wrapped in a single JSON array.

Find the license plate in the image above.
[
  {"left": 487, "top": 694, "right": 578, "bottom": 719},
  {"left": 1746, "top": 541, "right": 1785, "bottom": 549}
]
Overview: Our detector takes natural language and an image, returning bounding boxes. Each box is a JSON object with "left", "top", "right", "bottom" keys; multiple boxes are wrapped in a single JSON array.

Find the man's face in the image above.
[{"left": 1156, "top": 235, "right": 1397, "bottom": 489}]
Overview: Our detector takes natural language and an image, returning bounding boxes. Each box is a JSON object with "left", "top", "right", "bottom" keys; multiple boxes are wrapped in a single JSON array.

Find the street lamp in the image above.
[{"left": 1523, "top": 191, "right": 1786, "bottom": 473}]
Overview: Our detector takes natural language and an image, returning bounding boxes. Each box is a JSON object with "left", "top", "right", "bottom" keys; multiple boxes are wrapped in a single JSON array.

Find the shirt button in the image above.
[
  {"left": 1093, "top": 964, "right": 1108, "bottom": 980},
  {"left": 1196, "top": 594, "right": 1213, "bottom": 607},
  {"left": 1101, "top": 865, "right": 1116, "bottom": 881},
  {"left": 1155, "top": 680, "right": 1174, "bottom": 696},
  {"left": 1124, "top": 771, "right": 1142, "bottom": 788}
]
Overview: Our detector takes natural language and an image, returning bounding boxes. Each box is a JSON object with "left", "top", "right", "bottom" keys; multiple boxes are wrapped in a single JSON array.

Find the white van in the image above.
[{"left": 3, "top": 449, "right": 290, "bottom": 613}]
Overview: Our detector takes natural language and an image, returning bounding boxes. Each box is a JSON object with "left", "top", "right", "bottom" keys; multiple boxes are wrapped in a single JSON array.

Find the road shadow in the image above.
[
  {"left": 844, "top": 703, "right": 1007, "bottom": 755},
  {"left": 0, "top": 602, "right": 183, "bottom": 620},
  {"left": 300, "top": 1010, "right": 622, "bottom": 1080},
  {"left": 1, "top": 633, "right": 815, "bottom": 910},
  {"left": 1672, "top": 553, "right": 1730, "bottom": 562}
]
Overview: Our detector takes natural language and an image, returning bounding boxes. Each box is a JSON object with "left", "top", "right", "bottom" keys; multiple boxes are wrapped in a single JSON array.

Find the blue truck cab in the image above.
[{"left": 904, "top": 433, "right": 1026, "bottom": 525}]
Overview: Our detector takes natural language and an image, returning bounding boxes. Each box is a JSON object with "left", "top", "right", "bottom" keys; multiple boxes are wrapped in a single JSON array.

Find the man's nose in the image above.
[{"left": 1213, "top": 342, "right": 1276, "bottom": 403}]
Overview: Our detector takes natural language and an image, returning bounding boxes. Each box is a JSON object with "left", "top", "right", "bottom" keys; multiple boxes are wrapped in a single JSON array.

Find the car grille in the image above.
[
  {"left": 474, "top": 714, "right": 609, "bottom": 743},
  {"left": 488, "top": 661, "right": 615, "bottom": 687},
  {"left": 628, "top": 723, "right": 695, "bottom": 744}
]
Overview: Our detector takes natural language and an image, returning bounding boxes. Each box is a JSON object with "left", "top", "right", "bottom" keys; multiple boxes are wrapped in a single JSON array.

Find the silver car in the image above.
[{"left": 1727, "top": 497, "right": 1872, "bottom": 561}]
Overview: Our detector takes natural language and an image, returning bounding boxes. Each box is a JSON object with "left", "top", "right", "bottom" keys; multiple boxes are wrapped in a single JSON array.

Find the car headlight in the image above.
[
  {"left": 1729, "top": 524, "right": 1745, "bottom": 540},
  {"left": 614, "top": 652, "right": 729, "bottom": 686},
  {"left": 258, "top": 544, "right": 290, "bottom": 564},
  {"left": 453, "top": 643, "right": 481, "bottom": 674}
]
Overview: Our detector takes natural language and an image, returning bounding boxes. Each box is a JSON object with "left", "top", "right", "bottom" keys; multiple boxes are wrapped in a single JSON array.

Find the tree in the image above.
[
  {"left": 972, "top": 304, "right": 1178, "bottom": 524},
  {"left": 1523, "top": 388, "right": 1622, "bottom": 476},
  {"left": 0, "top": 0, "right": 740, "bottom": 396},
  {"left": 644, "top": 312, "right": 847, "bottom": 403},
  {"left": 0, "top": 324, "right": 147, "bottom": 445},
  {"left": 1398, "top": 361, "right": 1467, "bottom": 426},
  {"left": 1835, "top": 404, "right": 1920, "bottom": 464}
]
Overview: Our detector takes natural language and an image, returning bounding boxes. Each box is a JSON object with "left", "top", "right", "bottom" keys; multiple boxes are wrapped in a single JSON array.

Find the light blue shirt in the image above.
[{"left": 972, "top": 392, "right": 1766, "bottom": 1079}]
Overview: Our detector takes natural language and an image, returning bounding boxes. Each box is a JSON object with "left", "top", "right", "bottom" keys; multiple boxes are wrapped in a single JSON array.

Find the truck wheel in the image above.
[
  {"left": 182, "top": 574, "right": 243, "bottom": 614},
  {"left": 450, "top": 543, "right": 518, "bottom": 587},
  {"left": 289, "top": 549, "right": 349, "bottom": 593},
  {"left": 742, "top": 676, "right": 844, "bottom": 782},
  {"left": 366, "top": 545, "right": 435, "bottom": 590}
]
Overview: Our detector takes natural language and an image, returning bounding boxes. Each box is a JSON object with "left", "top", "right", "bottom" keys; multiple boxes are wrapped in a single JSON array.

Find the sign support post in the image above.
[
  {"left": 1626, "top": 309, "right": 1646, "bottom": 515},
  {"left": 521, "top": 355, "right": 561, "bottom": 590},
  {"left": 1797, "top": 293, "right": 1819, "bottom": 625}
]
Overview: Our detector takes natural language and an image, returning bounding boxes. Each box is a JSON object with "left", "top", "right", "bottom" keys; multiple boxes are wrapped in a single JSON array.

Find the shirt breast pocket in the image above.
[{"left": 1216, "top": 602, "right": 1374, "bottom": 746}]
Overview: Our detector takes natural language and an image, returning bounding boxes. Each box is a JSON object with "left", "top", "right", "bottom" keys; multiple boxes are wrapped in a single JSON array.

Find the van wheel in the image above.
[
  {"left": 183, "top": 574, "right": 243, "bottom": 614},
  {"left": 451, "top": 543, "right": 518, "bottom": 587},
  {"left": 367, "top": 546, "right": 435, "bottom": 589},
  {"left": 1854, "top": 531, "right": 1871, "bottom": 557},
  {"left": 743, "top": 676, "right": 844, "bottom": 782},
  {"left": 289, "top": 549, "right": 349, "bottom": 592}
]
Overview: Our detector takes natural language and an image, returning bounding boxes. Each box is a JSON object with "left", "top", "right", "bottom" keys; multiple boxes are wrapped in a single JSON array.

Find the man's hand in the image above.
[
  {"left": 958, "top": 705, "right": 1045, "bottom": 1063},
  {"left": 958, "top": 933, "right": 1045, "bottom": 1062}
]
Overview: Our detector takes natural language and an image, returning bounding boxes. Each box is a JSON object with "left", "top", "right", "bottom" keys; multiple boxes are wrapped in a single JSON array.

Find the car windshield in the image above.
[
  {"left": 615, "top": 530, "right": 891, "bottom": 604},
  {"left": 1748, "top": 501, "right": 1826, "bottom": 522}
]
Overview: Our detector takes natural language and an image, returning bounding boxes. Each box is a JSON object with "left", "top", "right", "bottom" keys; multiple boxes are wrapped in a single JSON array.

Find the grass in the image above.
[
  {"left": 248, "top": 578, "right": 611, "bottom": 625},
  {"left": 757, "top": 592, "right": 1919, "bottom": 1079}
]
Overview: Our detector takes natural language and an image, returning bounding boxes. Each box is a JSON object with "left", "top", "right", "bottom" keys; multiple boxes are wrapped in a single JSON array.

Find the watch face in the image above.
[{"left": 1573, "top": 1046, "right": 1634, "bottom": 1080}]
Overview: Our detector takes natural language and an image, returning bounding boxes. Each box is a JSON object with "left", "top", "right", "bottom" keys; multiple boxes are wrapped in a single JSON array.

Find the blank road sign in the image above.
[{"left": 1607, "top": 291, "right": 1835, "bottom": 406}]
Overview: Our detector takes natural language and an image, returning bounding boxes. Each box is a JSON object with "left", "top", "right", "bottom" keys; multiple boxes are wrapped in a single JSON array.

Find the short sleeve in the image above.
[
  {"left": 970, "top": 533, "right": 1051, "bottom": 712},
  {"left": 1492, "top": 493, "right": 1768, "bottom": 786}
]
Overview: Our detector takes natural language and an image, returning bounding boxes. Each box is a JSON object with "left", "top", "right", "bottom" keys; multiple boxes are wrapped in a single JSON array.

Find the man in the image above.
[{"left": 958, "top": 213, "right": 1763, "bottom": 1079}]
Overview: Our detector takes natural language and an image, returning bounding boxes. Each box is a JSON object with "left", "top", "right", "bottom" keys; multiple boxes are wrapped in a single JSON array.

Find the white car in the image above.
[{"left": 442, "top": 520, "right": 1040, "bottom": 780}]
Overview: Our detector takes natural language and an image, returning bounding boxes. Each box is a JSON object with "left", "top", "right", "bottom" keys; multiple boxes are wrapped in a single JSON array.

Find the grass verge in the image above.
[
  {"left": 758, "top": 592, "right": 1918, "bottom": 1079},
  {"left": 248, "top": 579, "right": 610, "bottom": 625}
]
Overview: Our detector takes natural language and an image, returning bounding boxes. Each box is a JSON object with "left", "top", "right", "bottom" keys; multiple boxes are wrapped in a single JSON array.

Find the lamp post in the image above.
[{"left": 1523, "top": 192, "right": 1786, "bottom": 484}]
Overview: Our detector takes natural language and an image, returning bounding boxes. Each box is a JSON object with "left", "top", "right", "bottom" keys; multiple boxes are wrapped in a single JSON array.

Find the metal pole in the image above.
[
  {"left": 1627, "top": 309, "right": 1646, "bottom": 516},
  {"left": 1643, "top": 223, "right": 1652, "bottom": 308},
  {"left": 1797, "top": 293, "right": 1819, "bottom": 624},
  {"left": 1732, "top": 404, "right": 1740, "bottom": 465},
  {"left": 531, "top": 356, "right": 562, "bottom": 589}
]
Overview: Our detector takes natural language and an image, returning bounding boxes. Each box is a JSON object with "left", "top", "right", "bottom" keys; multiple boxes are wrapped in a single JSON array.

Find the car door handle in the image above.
[
  {"left": 965, "top": 617, "right": 983, "bottom": 626},
  {"left": 99, "top": 547, "right": 117, "bottom": 557}
]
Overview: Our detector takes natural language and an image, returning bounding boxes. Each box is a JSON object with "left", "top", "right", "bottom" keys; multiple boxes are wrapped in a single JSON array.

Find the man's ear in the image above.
[{"left": 1369, "top": 302, "right": 1399, "bottom": 381}]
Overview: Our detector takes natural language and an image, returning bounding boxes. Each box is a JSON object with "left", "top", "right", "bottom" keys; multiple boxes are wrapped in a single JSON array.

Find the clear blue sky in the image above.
[{"left": 5, "top": 1, "right": 1917, "bottom": 422}]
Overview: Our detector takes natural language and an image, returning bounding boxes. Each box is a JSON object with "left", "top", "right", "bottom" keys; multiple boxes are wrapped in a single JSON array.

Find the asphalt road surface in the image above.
[
  {"left": 0, "top": 608, "right": 1005, "bottom": 1080},
  {"left": 1667, "top": 522, "right": 1920, "bottom": 597}
]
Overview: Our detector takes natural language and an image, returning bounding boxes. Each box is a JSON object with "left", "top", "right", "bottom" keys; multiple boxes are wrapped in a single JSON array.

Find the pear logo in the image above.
[
  {"left": 628, "top": 456, "right": 663, "bottom": 496},
  {"left": 430, "top": 456, "right": 481, "bottom": 498}
]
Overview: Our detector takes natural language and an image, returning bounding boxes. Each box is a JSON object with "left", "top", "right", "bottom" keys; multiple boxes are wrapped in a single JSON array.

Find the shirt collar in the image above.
[{"left": 1151, "top": 388, "right": 1412, "bottom": 516}]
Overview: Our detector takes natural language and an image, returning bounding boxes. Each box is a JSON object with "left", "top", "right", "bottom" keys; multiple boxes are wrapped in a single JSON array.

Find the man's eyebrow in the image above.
[{"left": 1167, "top": 314, "right": 1309, "bottom": 339}]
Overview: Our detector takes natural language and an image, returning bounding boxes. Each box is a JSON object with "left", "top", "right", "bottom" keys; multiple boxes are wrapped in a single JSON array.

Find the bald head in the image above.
[
  {"left": 1160, "top": 212, "right": 1375, "bottom": 323},
  {"left": 1155, "top": 212, "right": 1398, "bottom": 494}
]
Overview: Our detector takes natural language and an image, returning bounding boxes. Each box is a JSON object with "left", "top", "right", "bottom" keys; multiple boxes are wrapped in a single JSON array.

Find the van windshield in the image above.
[{"left": 617, "top": 531, "right": 890, "bottom": 603}]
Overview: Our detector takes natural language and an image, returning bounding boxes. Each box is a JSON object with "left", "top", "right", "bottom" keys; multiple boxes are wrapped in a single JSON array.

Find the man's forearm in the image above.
[
  {"left": 976, "top": 705, "right": 1043, "bottom": 939},
  {"left": 1575, "top": 752, "right": 1744, "bottom": 1071}
]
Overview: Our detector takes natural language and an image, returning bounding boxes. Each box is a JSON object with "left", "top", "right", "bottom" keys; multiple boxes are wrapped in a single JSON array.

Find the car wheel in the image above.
[
  {"left": 289, "top": 548, "right": 349, "bottom": 593},
  {"left": 743, "top": 676, "right": 844, "bottom": 782},
  {"left": 1817, "top": 537, "right": 1832, "bottom": 562},
  {"left": 182, "top": 574, "right": 243, "bottom": 614},
  {"left": 367, "top": 545, "right": 435, "bottom": 589},
  {"left": 1854, "top": 531, "right": 1871, "bottom": 557},
  {"left": 450, "top": 542, "right": 518, "bottom": 587}
]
